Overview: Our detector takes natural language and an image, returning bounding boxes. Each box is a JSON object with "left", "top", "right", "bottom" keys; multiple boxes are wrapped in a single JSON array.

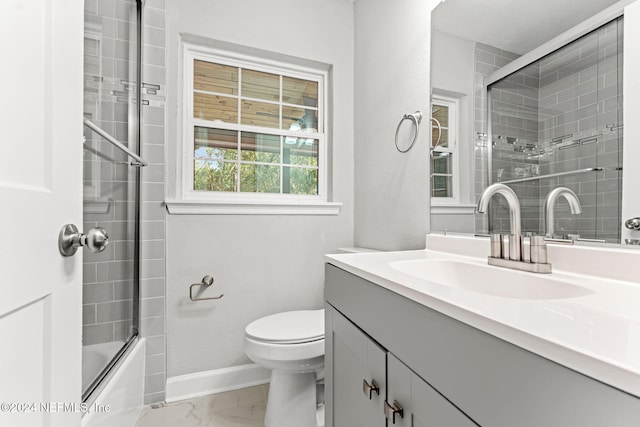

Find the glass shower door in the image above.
[{"left": 82, "top": 0, "right": 141, "bottom": 399}]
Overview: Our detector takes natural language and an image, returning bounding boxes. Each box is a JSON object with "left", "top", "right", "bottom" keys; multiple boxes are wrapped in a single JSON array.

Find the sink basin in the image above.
[{"left": 389, "top": 259, "right": 592, "bottom": 300}]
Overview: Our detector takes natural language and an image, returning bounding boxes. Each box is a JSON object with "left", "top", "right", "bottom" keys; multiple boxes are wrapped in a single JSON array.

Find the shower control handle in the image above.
[{"left": 59, "top": 224, "right": 109, "bottom": 257}]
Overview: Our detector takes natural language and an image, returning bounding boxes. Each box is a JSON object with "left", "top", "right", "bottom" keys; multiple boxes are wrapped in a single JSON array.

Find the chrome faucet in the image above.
[
  {"left": 477, "top": 183, "right": 551, "bottom": 273},
  {"left": 543, "top": 187, "right": 582, "bottom": 238},
  {"left": 476, "top": 183, "right": 522, "bottom": 261}
]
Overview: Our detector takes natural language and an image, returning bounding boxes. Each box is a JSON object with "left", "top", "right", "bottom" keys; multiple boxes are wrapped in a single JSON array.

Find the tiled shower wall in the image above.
[
  {"left": 534, "top": 18, "right": 623, "bottom": 241},
  {"left": 82, "top": 0, "right": 138, "bottom": 363},
  {"left": 473, "top": 42, "right": 521, "bottom": 234},
  {"left": 83, "top": 0, "right": 167, "bottom": 405},
  {"left": 139, "top": 0, "right": 167, "bottom": 404},
  {"left": 489, "top": 64, "right": 541, "bottom": 233},
  {"left": 475, "top": 18, "right": 623, "bottom": 242}
]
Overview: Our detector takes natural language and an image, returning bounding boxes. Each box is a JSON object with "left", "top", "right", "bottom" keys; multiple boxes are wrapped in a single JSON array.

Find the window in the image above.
[
  {"left": 168, "top": 41, "right": 340, "bottom": 215},
  {"left": 430, "top": 95, "right": 459, "bottom": 204}
]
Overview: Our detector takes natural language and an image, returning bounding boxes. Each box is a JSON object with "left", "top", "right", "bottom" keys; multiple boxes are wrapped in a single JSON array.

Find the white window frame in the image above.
[
  {"left": 430, "top": 94, "right": 460, "bottom": 206},
  {"left": 166, "top": 40, "right": 341, "bottom": 215}
]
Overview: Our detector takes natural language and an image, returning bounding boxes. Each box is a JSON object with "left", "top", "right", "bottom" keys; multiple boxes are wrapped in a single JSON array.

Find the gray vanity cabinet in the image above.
[
  {"left": 387, "top": 353, "right": 477, "bottom": 427},
  {"left": 329, "top": 306, "right": 386, "bottom": 427},
  {"left": 325, "top": 263, "right": 640, "bottom": 427},
  {"left": 327, "top": 305, "right": 476, "bottom": 426}
]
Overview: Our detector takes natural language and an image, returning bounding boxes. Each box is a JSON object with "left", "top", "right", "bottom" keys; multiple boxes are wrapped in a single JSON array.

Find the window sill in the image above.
[{"left": 165, "top": 199, "right": 342, "bottom": 215}]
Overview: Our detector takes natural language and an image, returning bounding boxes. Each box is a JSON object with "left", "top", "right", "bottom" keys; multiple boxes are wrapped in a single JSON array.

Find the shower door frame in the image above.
[{"left": 82, "top": 0, "right": 144, "bottom": 403}]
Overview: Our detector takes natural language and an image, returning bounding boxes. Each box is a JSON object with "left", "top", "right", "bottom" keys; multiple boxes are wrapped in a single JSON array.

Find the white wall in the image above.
[
  {"left": 165, "top": 0, "right": 355, "bottom": 377},
  {"left": 353, "top": 0, "right": 440, "bottom": 251}
]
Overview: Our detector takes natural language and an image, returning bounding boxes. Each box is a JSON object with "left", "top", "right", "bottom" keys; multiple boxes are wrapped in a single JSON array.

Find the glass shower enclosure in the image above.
[
  {"left": 485, "top": 17, "right": 623, "bottom": 243},
  {"left": 82, "top": 0, "right": 143, "bottom": 400}
]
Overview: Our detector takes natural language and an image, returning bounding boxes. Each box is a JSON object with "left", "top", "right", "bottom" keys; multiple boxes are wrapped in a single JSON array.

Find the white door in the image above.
[{"left": 0, "top": 1, "right": 84, "bottom": 426}]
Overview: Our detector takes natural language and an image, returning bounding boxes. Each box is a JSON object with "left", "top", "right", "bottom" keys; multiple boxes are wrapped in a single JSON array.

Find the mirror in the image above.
[{"left": 429, "top": 0, "right": 636, "bottom": 246}]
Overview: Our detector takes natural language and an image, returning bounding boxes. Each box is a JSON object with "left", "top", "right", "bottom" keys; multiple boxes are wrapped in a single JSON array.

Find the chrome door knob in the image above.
[
  {"left": 59, "top": 224, "right": 109, "bottom": 257},
  {"left": 625, "top": 217, "right": 640, "bottom": 230}
]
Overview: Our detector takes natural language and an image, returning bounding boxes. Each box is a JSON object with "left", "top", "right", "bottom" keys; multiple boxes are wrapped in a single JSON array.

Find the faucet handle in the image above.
[
  {"left": 490, "top": 234, "right": 503, "bottom": 258},
  {"left": 530, "top": 236, "right": 548, "bottom": 264},
  {"left": 507, "top": 234, "right": 522, "bottom": 261}
]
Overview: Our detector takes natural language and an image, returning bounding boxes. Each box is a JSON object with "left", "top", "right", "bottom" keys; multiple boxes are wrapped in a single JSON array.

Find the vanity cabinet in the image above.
[
  {"left": 325, "top": 264, "right": 640, "bottom": 427},
  {"left": 328, "top": 305, "right": 476, "bottom": 426},
  {"left": 331, "top": 309, "right": 386, "bottom": 426},
  {"left": 387, "top": 353, "right": 477, "bottom": 427}
]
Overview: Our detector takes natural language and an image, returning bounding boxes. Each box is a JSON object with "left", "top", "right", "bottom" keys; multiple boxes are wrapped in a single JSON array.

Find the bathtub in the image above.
[{"left": 82, "top": 338, "right": 146, "bottom": 427}]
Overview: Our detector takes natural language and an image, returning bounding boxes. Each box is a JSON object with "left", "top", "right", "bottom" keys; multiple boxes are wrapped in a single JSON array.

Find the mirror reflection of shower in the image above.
[{"left": 485, "top": 17, "right": 623, "bottom": 243}]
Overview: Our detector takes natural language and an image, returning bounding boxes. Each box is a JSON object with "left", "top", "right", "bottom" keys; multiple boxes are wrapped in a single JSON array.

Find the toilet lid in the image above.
[{"left": 246, "top": 309, "right": 324, "bottom": 344}]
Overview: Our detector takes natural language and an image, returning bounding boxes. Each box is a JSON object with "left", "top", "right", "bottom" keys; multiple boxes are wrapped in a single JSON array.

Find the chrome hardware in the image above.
[
  {"left": 625, "top": 217, "right": 640, "bottom": 230},
  {"left": 395, "top": 111, "right": 423, "bottom": 153},
  {"left": 476, "top": 183, "right": 522, "bottom": 261},
  {"left": 478, "top": 184, "right": 552, "bottom": 273},
  {"left": 543, "top": 237, "right": 574, "bottom": 245},
  {"left": 429, "top": 117, "right": 442, "bottom": 155},
  {"left": 490, "top": 233, "right": 503, "bottom": 258},
  {"left": 362, "top": 379, "right": 380, "bottom": 400},
  {"left": 530, "top": 235, "right": 548, "bottom": 264},
  {"left": 59, "top": 224, "right": 109, "bottom": 257},
  {"left": 544, "top": 187, "right": 582, "bottom": 238},
  {"left": 487, "top": 257, "right": 552, "bottom": 273},
  {"left": 384, "top": 400, "right": 404, "bottom": 424},
  {"left": 83, "top": 119, "right": 148, "bottom": 167},
  {"left": 189, "top": 275, "right": 224, "bottom": 301}
]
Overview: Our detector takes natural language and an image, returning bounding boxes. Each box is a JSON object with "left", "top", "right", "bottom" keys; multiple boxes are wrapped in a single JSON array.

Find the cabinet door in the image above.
[
  {"left": 387, "top": 353, "right": 478, "bottom": 427},
  {"left": 329, "top": 308, "right": 386, "bottom": 427}
]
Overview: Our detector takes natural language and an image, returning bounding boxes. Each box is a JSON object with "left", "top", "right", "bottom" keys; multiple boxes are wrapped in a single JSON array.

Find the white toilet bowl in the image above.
[{"left": 244, "top": 309, "right": 325, "bottom": 427}]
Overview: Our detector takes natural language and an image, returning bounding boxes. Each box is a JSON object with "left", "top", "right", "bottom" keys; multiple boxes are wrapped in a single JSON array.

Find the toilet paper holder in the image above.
[{"left": 189, "top": 275, "right": 224, "bottom": 301}]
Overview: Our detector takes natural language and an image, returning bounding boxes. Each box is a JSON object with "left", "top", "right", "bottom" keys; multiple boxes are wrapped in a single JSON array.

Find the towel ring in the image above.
[
  {"left": 395, "top": 111, "right": 423, "bottom": 153},
  {"left": 429, "top": 117, "right": 442, "bottom": 157}
]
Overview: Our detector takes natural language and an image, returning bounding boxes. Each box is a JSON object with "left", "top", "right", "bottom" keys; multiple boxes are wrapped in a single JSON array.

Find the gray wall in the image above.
[
  {"left": 354, "top": 0, "right": 436, "bottom": 251},
  {"left": 164, "top": 0, "right": 355, "bottom": 378},
  {"left": 139, "top": 0, "right": 168, "bottom": 404}
]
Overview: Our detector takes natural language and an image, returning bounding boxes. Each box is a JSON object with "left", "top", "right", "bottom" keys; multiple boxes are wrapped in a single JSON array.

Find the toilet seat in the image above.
[{"left": 245, "top": 309, "right": 324, "bottom": 344}]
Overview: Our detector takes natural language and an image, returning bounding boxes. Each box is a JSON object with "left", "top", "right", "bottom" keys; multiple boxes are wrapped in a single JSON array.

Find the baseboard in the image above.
[{"left": 165, "top": 363, "right": 271, "bottom": 403}]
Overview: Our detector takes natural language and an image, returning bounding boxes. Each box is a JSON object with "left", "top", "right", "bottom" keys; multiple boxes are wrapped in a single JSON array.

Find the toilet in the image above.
[{"left": 244, "top": 309, "right": 325, "bottom": 427}]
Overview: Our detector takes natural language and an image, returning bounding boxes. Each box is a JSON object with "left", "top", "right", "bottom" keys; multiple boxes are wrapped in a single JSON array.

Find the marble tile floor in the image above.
[{"left": 135, "top": 384, "right": 268, "bottom": 427}]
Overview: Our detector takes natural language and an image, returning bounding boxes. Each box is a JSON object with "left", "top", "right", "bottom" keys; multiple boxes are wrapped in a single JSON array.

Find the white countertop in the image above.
[{"left": 325, "top": 234, "right": 640, "bottom": 398}]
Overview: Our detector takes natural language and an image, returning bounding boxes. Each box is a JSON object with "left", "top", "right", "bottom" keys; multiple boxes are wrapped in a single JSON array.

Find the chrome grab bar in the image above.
[{"left": 83, "top": 118, "right": 148, "bottom": 167}]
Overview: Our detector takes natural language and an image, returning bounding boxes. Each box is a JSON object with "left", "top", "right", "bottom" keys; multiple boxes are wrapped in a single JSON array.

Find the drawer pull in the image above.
[
  {"left": 384, "top": 400, "right": 404, "bottom": 423},
  {"left": 362, "top": 379, "right": 380, "bottom": 399}
]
